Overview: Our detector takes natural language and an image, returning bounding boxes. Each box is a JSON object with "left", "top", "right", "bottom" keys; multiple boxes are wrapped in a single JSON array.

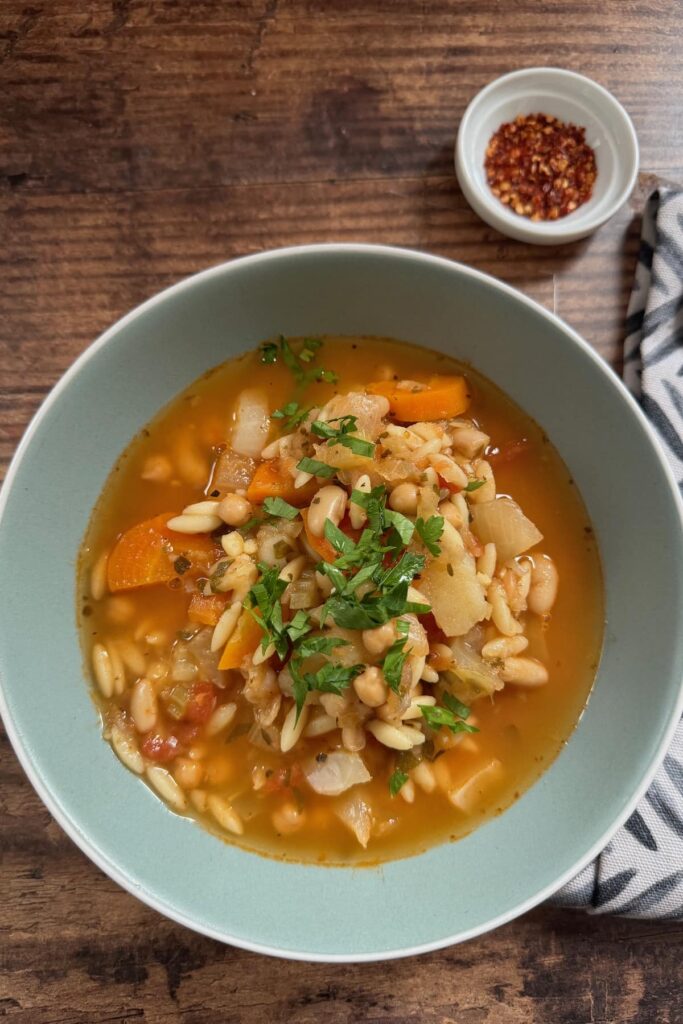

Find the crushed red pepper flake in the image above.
[{"left": 484, "top": 113, "right": 597, "bottom": 221}]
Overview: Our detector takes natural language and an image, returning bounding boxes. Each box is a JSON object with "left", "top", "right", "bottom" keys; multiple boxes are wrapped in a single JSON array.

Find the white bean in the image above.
[
  {"left": 304, "top": 712, "right": 337, "bottom": 737},
  {"left": 206, "top": 702, "right": 237, "bottom": 737},
  {"left": 477, "top": 542, "right": 497, "bottom": 580},
  {"left": 130, "top": 678, "right": 158, "bottom": 734},
  {"left": 91, "top": 643, "right": 114, "bottom": 698},
  {"left": 528, "top": 555, "right": 559, "bottom": 616},
  {"left": 306, "top": 485, "right": 347, "bottom": 537},
  {"left": 207, "top": 795, "right": 243, "bottom": 834},
  {"left": 278, "top": 554, "right": 308, "bottom": 584},
  {"left": 488, "top": 579, "right": 523, "bottom": 637},
  {"left": 500, "top": 656, "right": 549, "bottom": 687},
  {"left": 366, "top": 719, "right": 413, "bottom": 750},
  {"left": 429, "top": 453, "right": 468, "bottom": 489},
  {"left": 411, "top": 760, "right": 436, "bottom": 793},
  {"left": 481, "top": 635, "right": 529, "bottom": 660},
  {"left": 210, "top": 601, "right": 242, "bottom": 652},
  {"left": 221, "top": 531, "right": 245, "bottom": 558},
  {"left": 110, "top": 724, "right": 144, "bottom": 774},
  {"left": 280, "top": 703, "right": 309, "bottom": 752},
  {"left": 468, "top": 460, "right": 495, "bottom": 504},
  {"left": 146, "top": 766, "right": 187, "bottom": 811},
  {"left": 166, "top": 513, "right": 222, "bottom": 534},
  {"left": 90, "top": 551, "right": 109, "bottom": 601}
]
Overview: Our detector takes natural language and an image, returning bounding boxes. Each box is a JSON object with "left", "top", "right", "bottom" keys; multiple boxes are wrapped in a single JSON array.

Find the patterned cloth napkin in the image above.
[{"left": 552, "top": 188, "right": 683, "bottom": 918}]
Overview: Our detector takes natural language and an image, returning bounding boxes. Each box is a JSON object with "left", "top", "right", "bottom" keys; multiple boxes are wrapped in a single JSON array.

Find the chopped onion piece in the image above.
[
  {"left": 334, "top": 791, "right": 374, "bottom": 848},
  {"left": 304, "top": 751, "right": 371, "bottom": 796},
  {"left": 230, "top": 388, "right": 271, "bottom": 458},
  {"left": 470, "top": 498, "right": 542, "bottom": 562}
]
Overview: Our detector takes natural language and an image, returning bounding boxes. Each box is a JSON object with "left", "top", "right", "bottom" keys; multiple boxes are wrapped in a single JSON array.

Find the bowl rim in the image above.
[
  {"left": 1, "top": 242, "right": 682, "bottom": 962},
  {"left": 455, "top": 66, "right": 640, "bottom": 245}
]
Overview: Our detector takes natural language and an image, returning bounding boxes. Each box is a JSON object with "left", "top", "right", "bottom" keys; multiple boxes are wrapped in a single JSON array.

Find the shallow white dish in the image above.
[{"left": 455, "top": 67, "right": 639, "bottom": 244}]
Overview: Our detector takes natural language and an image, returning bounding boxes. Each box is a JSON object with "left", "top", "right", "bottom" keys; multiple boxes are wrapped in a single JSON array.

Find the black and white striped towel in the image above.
[{"left": 552, "top": 188, "right": 683, "bottom": 918}]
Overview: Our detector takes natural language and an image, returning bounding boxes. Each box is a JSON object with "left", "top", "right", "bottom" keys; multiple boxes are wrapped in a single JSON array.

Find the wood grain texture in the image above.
[{"left": 1, "top": 1, "right": 682, "bottom": 1020}]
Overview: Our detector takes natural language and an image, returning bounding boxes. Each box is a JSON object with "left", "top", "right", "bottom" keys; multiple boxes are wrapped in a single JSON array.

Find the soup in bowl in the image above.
[
  {"left": 1, "top": 245, "right": 681, "bottom": 960},
  {"left": 80, "top": 335, "right": 602, "bottom": 863}
]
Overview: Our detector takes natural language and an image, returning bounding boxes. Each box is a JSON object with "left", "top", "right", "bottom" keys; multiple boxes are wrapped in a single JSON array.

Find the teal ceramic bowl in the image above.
[{"left": 1, "top": 245, "right": 682, "bottom": 961}]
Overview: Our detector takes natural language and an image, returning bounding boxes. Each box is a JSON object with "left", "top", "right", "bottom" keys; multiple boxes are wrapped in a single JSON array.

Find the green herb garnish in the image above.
[
  {"left": 259, "top": 336, "right": 338, "bottom": 388},
  {"left": 381, "top": 619, "right": 411, "bottom": 693},
  {"left": 263, "top": 496, "right": 300, "bottom": 521},
  {"left": 311, "top": 416, "right": 375, "bottom": 458},
  {"left": 415, "top": 514, "right": 444, "bottom": 557},
  {"left": 296, "top": 457, "right": 337, "bottom": 479},
  {"left": 464, "top": 479, "right": 486, "bottom": 493},
  {"left": 389, "top": 768, "right": 409, "bottom": 797},
  {"left": 420, "top": 693, "right": 479, "bottom": 735},
  {"left": 272, "top": 401, "right": 312, "bottom": 431}
]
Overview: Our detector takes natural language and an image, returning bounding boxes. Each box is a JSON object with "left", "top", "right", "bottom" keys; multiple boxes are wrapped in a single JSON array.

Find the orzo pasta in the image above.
[{"left": 79, "top": 336, "right": 603, "bottom": 863}]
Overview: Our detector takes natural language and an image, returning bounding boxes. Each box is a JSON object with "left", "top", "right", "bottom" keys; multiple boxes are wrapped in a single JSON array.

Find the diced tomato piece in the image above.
[
  {"left": 184, "top": 681, "right": 218, "bottom": 724},
  {"left": 174, "top": 721, "right": 201, "bottom": 746},
  {"left": 262, "top": 763, "right": 304, "bottom": 795},
  {"left": 141, "top": 732, "right": 181, "bottom": 763}
]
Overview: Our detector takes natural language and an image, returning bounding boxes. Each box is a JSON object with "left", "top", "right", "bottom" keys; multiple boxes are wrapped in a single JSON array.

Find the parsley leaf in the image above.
[
  {"left": 285, "top": 610, "right": 312, "bottom": 644},
  {"left": 289, "top": 653, "right": 361, "bottom": 717},
  {"left": 389, "top": 768, "right": 409, "bottom": 797},
  {"left": 415, "top": 515, "right": 445, "bottom": 557},
  {"left": 272, "top": 401, "right": 311, "bottom": 431},
  {"left": 443, "top": 691, "right": 472, "bottom": 720},
  {"left": 296, "top": 456, "right": 337, "bottom": 479},
  {"left": 311, "top": 416, "right": 375, "bottom": 458},
  {"left": 464, "top": 479, "right": 486, "bottom": 493},
  {"left": 384, "top": 509, "right": 415, "bottom": 547},
  {"left": 244, "top": 563, "right": 288, "bottom": 656},
  {"left": 420, "top": 702, "right": 479, "bottom": 735},
  {"left": 259, "top": 335, "right": 338, "bottom": 388},
  {"left": 263, "top": 496, "right": 300, "bottom": 521},
  {"left": 382, "top": 618, "right": 411, "bottom": 693},
  {"left": 323, "top": 519, "right": 355, "bottom": 554}
]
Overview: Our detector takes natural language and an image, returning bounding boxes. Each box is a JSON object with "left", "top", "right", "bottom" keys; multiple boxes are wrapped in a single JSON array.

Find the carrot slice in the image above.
[
  {"left": 246, "top": 460, "right": 319, "bottom": 506},
  {"left": 367, "top": 375, "right": 470, "bottom": 422},
  {"left": 187, "top": 592, "right": 228, "bottom": 626},
  {"left": 107, "top": 513, "right": 221, "bottom": 592},
  {"left": 218, "top": 610, "right": 264, "bottom": 670}
]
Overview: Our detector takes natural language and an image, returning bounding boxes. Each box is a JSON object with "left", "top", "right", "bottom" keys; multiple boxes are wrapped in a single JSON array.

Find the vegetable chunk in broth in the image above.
[{"left": 79, "top": 336, "right": 603, "bottom": 864}]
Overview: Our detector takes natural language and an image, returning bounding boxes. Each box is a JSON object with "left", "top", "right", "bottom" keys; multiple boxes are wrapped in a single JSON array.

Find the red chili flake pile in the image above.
[{"left": 484, "top": 112, "right": 597, "bottom": 221}]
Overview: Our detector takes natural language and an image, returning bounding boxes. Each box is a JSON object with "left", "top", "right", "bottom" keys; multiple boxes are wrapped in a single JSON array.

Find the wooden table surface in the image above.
[{"left": 2, "top": 2, "right": 682, "bottom": 1020}]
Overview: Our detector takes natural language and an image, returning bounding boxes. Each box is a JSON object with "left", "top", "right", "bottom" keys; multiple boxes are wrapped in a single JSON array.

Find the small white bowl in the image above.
[{"left": 455, "top": 67, "right": 639, "bottom": 244}]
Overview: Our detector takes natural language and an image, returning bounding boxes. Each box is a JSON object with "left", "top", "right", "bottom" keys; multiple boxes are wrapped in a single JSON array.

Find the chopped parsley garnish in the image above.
[
  {"left": 296, "top": 456, "right": 337, "bottom": 479},
  {"left": 311, "top": 416, "right": 375, "bottom": 458},
  {"left": 464, "top": 479, "right": 486, "bottom": 493},
  {"left": 262, "top": 496, "right": 300, "bottom": 521},
  {"left": 323, "top": 519, "right": 356, "bottom": 555},
  {"left": 272, "top": 401, "right": 311, "bottom": 431},
  {"left": 415, "top": 514, "right": 444, "bottom": 557},
  {"left": 420, "top": 692, "right": 479, "bottom": 735},
  {"left": 381, "top": 618, "right": 411, "bottom": 693},
  {"left": 389, "top": 768, "right": 409, "bottom": 797},
  {"left": 289, "top": 655, "right": 363, "bottom": 718},
  {"left": 173, "top": 555, "right": 191, "bottom": 575},
  {"left": 259, "top": 336, "right": 338, "bottom": 388}
]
